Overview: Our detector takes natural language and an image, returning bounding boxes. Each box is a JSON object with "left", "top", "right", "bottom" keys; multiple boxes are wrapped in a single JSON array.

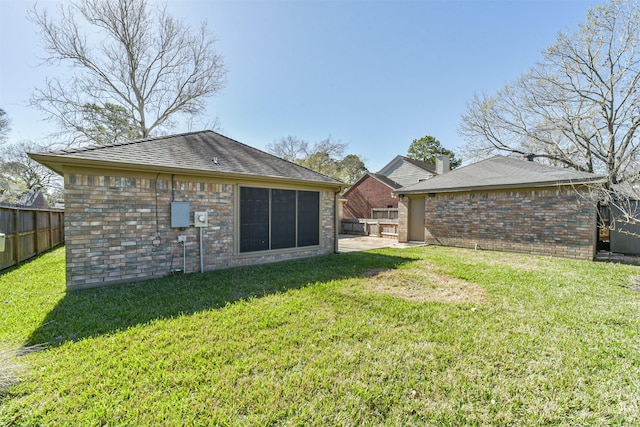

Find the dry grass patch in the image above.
[
  {"left": 625, "top": 276, "right": 640, "bottom": 292},
  {"left": 0, "top": 346, "right": 25, "bottom": 397},
  {"left": 363, "top": 264, "right": 486, "bottom": 303}
]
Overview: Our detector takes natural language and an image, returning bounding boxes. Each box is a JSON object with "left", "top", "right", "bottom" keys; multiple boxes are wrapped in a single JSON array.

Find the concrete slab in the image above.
[{"left": 338, "top": 234, "right": 425, "bottom": 253}]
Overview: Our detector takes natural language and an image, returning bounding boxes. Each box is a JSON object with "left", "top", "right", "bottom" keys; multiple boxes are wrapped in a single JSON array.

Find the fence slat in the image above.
[{"left": 0, "top": 206, "right": 65, "bottom": 271}]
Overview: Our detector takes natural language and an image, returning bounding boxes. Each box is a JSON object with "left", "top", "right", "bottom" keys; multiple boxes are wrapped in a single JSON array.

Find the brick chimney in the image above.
[{"left": 436, "top": 155, "right": 450, "bottom": 175}]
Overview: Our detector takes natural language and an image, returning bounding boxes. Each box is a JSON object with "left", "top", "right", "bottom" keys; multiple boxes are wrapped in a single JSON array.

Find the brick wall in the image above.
[
  {"left": 399, "top": 186, "right": 596, "bottom": 260},
  {"left": 397, "top": 197, "right": 409, "bottom": 243},
  {"left": 342, "top": 175, "right": 396, "bottom": 219},
  {"left": 64, "top": 171, "right": 336, "bottom": 290}
]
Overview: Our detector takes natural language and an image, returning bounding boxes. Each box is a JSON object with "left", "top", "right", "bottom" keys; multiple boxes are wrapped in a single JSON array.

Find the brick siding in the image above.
[
  {"left": 398, "top": 186, "right": 596, "bottom": 260},
  {"left": 64, "top": 172, "right": 336, "bottom": 290},
  {"left": 397, "top": 197, "right": 409, "bottom": 243},
  {"left": 342, "top": 175, "right": 396, "bottom": 219}
]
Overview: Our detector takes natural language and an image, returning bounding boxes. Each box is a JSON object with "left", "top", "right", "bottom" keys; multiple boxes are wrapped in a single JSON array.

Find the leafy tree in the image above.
[
  {"left": 78, "top": 103, "right": 141, "bottom": 145},
  {"left": 407, "top": 135, "right": 461, "bottom": 169},
  {"left": 459, "top": 0, "right": 640, "bottom": 186},
  {"left": 336, "top": 154, "right": 368, "bottom": 184},
  {"left": 267, "top": 135, "right": 367, "bottom": 184},
  {"left": 29, "top": 0, "right": 227, "bottom": 145}
]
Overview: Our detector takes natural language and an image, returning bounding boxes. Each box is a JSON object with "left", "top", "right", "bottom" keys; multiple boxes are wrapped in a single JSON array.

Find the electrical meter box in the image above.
[
  {"left": 171, "top": 201, "right": 191, "bottom": 228},
  {"left": 0, "top": 233, "right": 5, "bottom": 252},
  {"left": 194, "top": 211, "right": 208, "bottom": 227}
]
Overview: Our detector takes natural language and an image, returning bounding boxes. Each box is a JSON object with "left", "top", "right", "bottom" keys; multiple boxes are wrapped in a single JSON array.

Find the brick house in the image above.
[
  {"left": 394, "top": 155, "right": 605, "bottom": 260},
  {"left": 341, "top": 155, "right": 439, "bottom": 219},
  {"left": 341, "top": 173, "right": 401, "bottom": 219},
  {"left": 29, "top": 131, "right": 345, "bottom": 290}
]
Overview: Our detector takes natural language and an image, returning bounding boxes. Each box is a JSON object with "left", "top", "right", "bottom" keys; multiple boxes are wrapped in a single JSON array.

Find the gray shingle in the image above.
[
  {"left": 31, "top": 130, "right": 344, "bottom": 185},
  {"left": 369, "top": 173, "right": 402, "bottom": 190},
  {"left": 397, "top": 155, "right": 604, "bottom": 194}
]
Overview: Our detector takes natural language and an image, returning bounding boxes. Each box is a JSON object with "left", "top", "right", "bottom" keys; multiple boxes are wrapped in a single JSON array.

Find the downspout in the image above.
[
  {"left": 334, "top": 187, "right": 343, "bottom": 253},
  {"left": 200, "top": 226, "right": 204, "bottom": 273}
]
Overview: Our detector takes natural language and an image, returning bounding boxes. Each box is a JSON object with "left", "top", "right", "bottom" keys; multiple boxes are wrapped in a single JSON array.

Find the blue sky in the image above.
[{"left": 1, "top": 0, "right": 600, "bottom": 172}]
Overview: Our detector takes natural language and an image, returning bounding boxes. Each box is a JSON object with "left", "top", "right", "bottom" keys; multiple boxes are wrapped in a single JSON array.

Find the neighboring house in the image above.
[
  {"left": 394, "top": 155, "right": 604, "bottom": 260},
  {"left": 341, "top": 173, "right": 401, "bottom": 219},
  {"left": 29, "top": 130, "right": 346, "bottom": 290},
  {"left": 0, "top": 187, "right": 50, "bottom": 209},
  {"left": 377, "top": 155, "right": 439, "bottom": 187},
  {"left": 341, "top": 155, "right": 443, "bottom": 219}
]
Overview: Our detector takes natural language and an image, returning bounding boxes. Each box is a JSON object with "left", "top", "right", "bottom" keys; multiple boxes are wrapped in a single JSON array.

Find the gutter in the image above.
[{"left": 393, "top": 177, "right": 607, "bottom": 196}]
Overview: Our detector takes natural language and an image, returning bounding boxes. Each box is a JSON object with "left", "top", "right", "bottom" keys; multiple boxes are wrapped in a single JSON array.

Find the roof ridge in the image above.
[
  {"left": 487, "top": 154, "right": 601, "bottom": 175},
  {"left": 398, "top": 156, "right": 437, "bottom": 172},
  {"left": 50, "top": 130, "right": 213, "bottom": 155}
]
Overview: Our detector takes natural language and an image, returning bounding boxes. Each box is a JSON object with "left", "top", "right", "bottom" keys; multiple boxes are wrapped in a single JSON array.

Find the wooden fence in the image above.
[
  {"left": 0, "top": 206, "right": 65, "bottom": 271},
  {"left": 340, "top": 218, "right": 398, "bottom": 239}
]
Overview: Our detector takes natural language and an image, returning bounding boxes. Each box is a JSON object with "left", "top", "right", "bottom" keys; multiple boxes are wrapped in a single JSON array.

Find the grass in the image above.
[{"left": 1, "top": 246, "right": 640, "bottom": 425}]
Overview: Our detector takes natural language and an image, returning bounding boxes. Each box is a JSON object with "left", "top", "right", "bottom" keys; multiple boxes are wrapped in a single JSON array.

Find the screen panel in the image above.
[
  {"left": 271, "top": 189, "right": 296, "bottom": 250},
  {"left": 240, "top": 187, "right": 270, "bottom": 252},
  {"left": 297, "top": 191, "right": 320, "bottom": 247}
]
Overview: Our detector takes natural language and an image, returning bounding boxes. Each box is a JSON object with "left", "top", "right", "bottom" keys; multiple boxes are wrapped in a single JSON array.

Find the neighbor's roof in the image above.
[
  {"left": 377, "top": 155, "right": 436, "bottom": 175},
  {"left": 369, "top": 173, "right": 403, "bottom": 190},
  {"left": 396, "top": 156, "right": 437, "bottom": 173},
  {"left": 396, "top": 155, "right": 605, "bottom": 194},
  {"left": 342, "top": 172, "right": 401, "bottom": 197},
  {"left": 28, "top": 130, "right": 344, "bottom": 187}
]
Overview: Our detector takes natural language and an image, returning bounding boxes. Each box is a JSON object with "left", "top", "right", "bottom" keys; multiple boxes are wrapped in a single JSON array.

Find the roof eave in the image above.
[
  {"left": 28, "top": 153, "right": 347, "bottom": 190},
  {"left": 393, "top": 177, "right": 607, "bottom": 195}
]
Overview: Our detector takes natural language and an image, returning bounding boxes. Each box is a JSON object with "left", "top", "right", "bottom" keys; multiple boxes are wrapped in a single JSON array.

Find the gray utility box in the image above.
[
  {"left": 171, "top": 201, "right": 191, "bottom": 228},
  {"left": 0, "top": 233, "right": 5, "bottom": 252}
]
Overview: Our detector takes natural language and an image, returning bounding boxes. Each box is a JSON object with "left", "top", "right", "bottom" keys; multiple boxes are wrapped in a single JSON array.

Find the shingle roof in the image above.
[
  {"left": 377, "top": 155, "right": 436, "bottom": 175},
  {"left": 369, "top": 173, "right": 403, "bottom": 190},
  {"left": 29, "top": 130, "right": 344, "bottom": 186},
  {"left": 396, "top": 156, "right": 437, "bottom": 174},
  {"left": 396, "top": 155, "right": 605, "bottom": 194},
  {"left": 342, "top": 172, "right": 402, "bottom": 198}
]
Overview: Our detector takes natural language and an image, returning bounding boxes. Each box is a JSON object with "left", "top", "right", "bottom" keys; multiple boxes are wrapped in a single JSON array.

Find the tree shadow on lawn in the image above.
[{"left": 27, "top": 251, "right": 417, "bottom": 348}]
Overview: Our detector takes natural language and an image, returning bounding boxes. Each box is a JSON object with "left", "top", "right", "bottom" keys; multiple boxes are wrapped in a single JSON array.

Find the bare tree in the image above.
[
  {"left": 0, "top": 140, "right": 64, "bottom": 205},
  {"left": 266, "top": 135, "right": 309, "bottom": 163},
  {"left": 460, "top": 0, "right": 640, "bottom": 187},
  {"left": 266, "top": 135, "right": 366, "bottom": 183},
  {"left": 0, "top": 108, "right": 10, "bottom": 145},
  {"left": 29, "top": 0, "right": 227, "bottom": 145}
]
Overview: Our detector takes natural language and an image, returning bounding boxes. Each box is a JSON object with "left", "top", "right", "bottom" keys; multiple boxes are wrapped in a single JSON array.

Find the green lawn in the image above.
[{"left": 1, "top": 246, "right": 640, "bottom": 426}]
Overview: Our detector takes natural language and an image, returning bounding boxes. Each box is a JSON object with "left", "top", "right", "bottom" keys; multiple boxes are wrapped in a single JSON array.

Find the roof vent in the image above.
[{"left": 213, "top": 157, "right": 219, "bottom": 165}]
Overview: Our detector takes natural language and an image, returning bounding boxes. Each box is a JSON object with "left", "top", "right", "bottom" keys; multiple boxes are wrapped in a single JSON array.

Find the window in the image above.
[
  {"left": 271, "top": 189, "right": 296, "bottom": 249},
  {"left": 240, "top": 187, "right": 320, "bottom": 253},
  {"left": 239, "top": 187, "right": 269, "bottom": 252},
  {"left": 297, "top": 190, "right": 320, "bottom": 247}
]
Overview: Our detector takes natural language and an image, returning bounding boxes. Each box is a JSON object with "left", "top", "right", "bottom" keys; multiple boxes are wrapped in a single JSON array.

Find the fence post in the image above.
[
  {"left": 13, "top": 208, "right": 20, "bottom": 264},
  {"left": 49, "top": 210, "right": 53, "bottom": 249},
  {"left": 34, "top": 210, "right": 39, "bottom": 255}
]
